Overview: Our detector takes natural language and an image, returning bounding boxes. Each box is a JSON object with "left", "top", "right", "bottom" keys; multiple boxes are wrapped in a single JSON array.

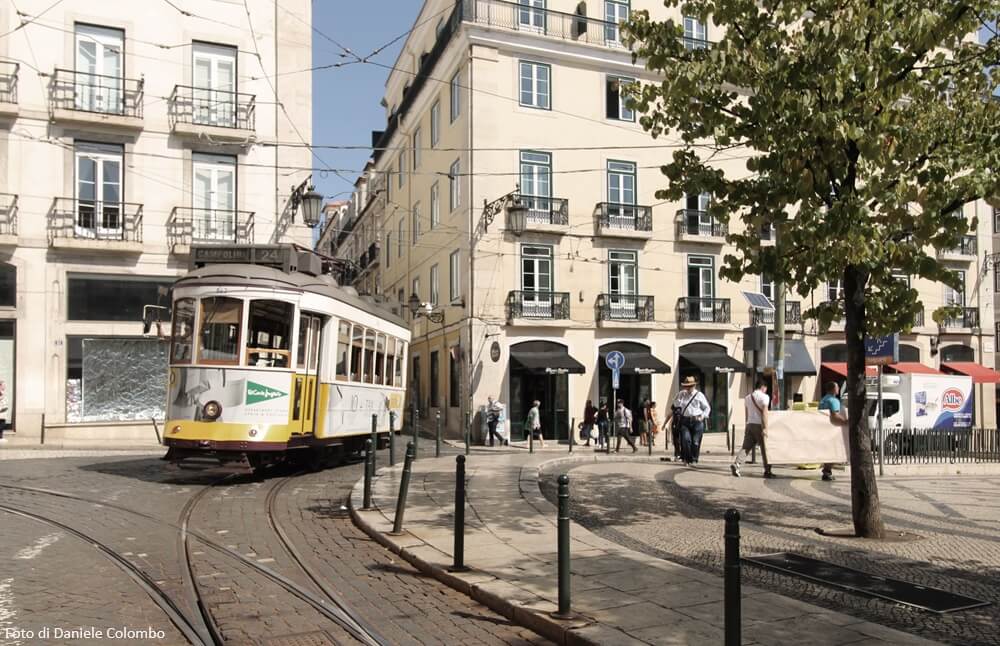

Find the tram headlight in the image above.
[
  {"left": 170, "top": 425, "right": 181, "bottom": 435},
  {"left": 202, "top": 400, "right": 223, "bottom": 421}
]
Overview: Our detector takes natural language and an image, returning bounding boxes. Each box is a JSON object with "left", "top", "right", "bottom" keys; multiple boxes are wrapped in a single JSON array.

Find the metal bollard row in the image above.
[
  {"left": 724, "top": 508, "right": 741, "bottom": 646},
  {"left": 362, "top": 438, "right": 374, "bottom": 510},
  {"left": 389, "top": 441, "right": 416, "bottom": 535}
]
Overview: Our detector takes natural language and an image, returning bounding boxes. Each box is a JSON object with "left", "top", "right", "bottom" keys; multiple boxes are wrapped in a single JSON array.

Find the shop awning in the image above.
[
  {"left": 599, "top": 346, "right": 671, "bottom": 374},
  {"left": 941, "top": 362, "right": 1000, "bottom": 384},
  {"left": 886, "top": 362, "right": 942, "bottom": 375},
  {"left": 821, "top": 362, "right": 877, "bottom": 378},
  {"left": 679, "top": 349, "right": 747, "bottom": 373},
  {"left": 764, "top": 339, "right": 817, "bottom": 376},
  {"left": 510, "top": 348, "right": 586, "bottom": 375}
]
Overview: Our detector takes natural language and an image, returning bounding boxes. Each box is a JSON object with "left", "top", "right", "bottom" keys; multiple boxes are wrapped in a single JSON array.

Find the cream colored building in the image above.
[
  {"left": 0, "top": 0, "right": 314, "bottom": 445},
  {"left": 338, "top": 0, "right": 997, "bottom": 440}
]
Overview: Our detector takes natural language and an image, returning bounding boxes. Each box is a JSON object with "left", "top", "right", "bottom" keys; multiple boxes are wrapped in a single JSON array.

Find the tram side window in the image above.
[
  {"left": 375, "top": 333, "right": 387, "bottom": 385},
  {"left": 351, "top": 325, "right": 365, "bottom": 381},
  {"left": 246, "top": 300, "right": 293, "bottom": 368},
  {"left": 335, "top": 321, "right": 351, "bottom": 381},
  {"left": 385, "top": 338, "right": 397, "bottom": 387},
  {"left": 198, "top": 297, "right": 243, "bottom": 364},
  {"left": 170, "top": 298, "right": 196, "bottom": 363},
  {"left": 394, "top": 341, "right": 406, "bottom": 387},
  {"left": 364, "top": 329, "right": 377, "bottom": 384}
]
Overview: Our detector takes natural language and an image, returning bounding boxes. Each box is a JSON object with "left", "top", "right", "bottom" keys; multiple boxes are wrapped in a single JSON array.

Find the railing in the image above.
[
  {"left": 596, "top": 294, "right": 654, "bottom": 322},
  {"left": 524, "top": 196, "right": 569, "bottom": 226},
  {"left": 506, "top": 290, "right": 570, "bottom": 320},
  {"left": 676, "top": 209, "right": 728, "bottom": 238},
  {"left": 877, "top": 428, "right": 1000, "bottom": 464},
  {"left": 49, "top": 197, "right": 143, "bottom": 243},
  {"left": 167, "top": 207, "right": 254, "bottom": 248},
  {"left": 682, "top": 36, "right": 711, "bottom": 50},
  {"left": 462, "top": 0, "right": 627, "bottom": 48},
  {"left": 677, "top": 297, "right": 731, "bottom": 323},
  {"left": 750, "top": 301, "right": 802, "bottom": 326},
  {"left": 367, "top": 242, "right": 380, "bottom": 265},
  {"left": 0, "top": 194, "right": 16, "bottom": 235},
  {"left": 50, "top": 68, "right": 143, "bottom": 118},
  {"left": 942, "top": 307, "right": 979, "bottom": 329},
  {"left": 359, "top": 251, "right": 370, "bottom": 269},
  {"left": 912, "top": 309, "right": 925, "bottom": 328},
  {"left": 939, "top": 235, "right": 977, "bottom": 256},
  {"left": 0, "top": 61, "right": 18, "bottom": 104},
  {"left": 595, "top": 202, "right": 653, "bottom": 232},
  {"left": 170, "top": 85, "right": 256, "bottom": 130}
]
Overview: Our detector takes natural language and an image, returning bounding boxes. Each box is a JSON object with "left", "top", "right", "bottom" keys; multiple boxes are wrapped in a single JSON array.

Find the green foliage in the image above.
[{"left": 624, "top": 1, "right": 1000, "bottom": 336}]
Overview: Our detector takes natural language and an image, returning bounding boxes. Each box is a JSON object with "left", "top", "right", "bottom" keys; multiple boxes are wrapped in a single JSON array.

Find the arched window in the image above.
[
  {"left": 820, "top": 344, "right": 848, "bottom": 363},
  {"left": 940, "top": 345, "right": 974, "bottom": 363}
]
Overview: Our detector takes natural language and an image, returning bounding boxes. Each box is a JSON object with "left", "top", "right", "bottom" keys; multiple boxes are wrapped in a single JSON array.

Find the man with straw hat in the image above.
[{"left": 670, "top": 375, "right": 712, "bottom": 465}]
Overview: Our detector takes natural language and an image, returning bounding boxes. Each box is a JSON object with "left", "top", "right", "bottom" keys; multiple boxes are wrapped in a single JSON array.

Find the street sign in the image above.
[
  {"left": 612, "top": 368, "right": 620, "bottom": 390},
  {"left": 605, "top": 350, "right": 626, "bottom": 371},
  {"left": 865, "top": 334, "right": 899, "bottom": 366}
]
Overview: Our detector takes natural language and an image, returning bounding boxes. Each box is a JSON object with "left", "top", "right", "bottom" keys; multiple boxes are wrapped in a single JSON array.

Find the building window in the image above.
[
  {"left": 430, "top": 350, "right": 440, "bottom": 408},
  {"left": 687, "top": 256, "right": 715, "bottom": 319},
  {"left": 521, "top": 245, "right": 553, "bottom": 294},
  {"left": 75, "top": 142, "right": 123, "bottom": 236},
  {"left": 398, "top": 152, "right": 405, "bottom": 188},
  {"left": 609, "top": 250, "right": 637, "bottom": 296},
  {"left": 607, "top": 160, "right": 636, "bottom": 206},
  {"left": 520, "top": 151, "right": 551, "bottom": 221},
  {"left": 430, "top": 183, "right": 440, "bottom": 229},
  {"left": 193, "top": 153, "right": 236, "bottom": 242},
  {"left": 449, "top": 159, "right": 461, "bottom": 211},
  {"left": 760, "top": 275, "right": 774, "bottom": 300},
  {"left": 398, "top": 287, "right": 405, "bottom": 304},
  {"left": 67, "top": 274, "right": 174, "bottom": 321},
  {"left": 430, "top": 264, "right": 439, "bottom": 306},
  {"left": 412, "top": 127, "right": 421, "bottom": 169},
  {"left": 449, "top": 250, "right": 461, "bottom": 301},
  {"left": 993, "top": 207, "right": 1000, "bottom": 234},
  {"left": 605, "top": 0, "right": 629, "bottom": 44},
  {"left": 430, "top": 99, "right": 440, "bottom": 147},
  {"left": 683, "top": 15, "right": 708, "bottom": 49},
  {"left": 74, "top": 24, "right": 124, "bottom": 114},
  {"left": 192, "top": 42, "right": 238, "bottom": 126},
  {"left": 519, "top": 0, "right": 546, "bottom": 32},
  {"left": 0, "top": 264, "right": 15, "bottom": 308},
  {"left": 412, "top": 202, "right": 421, "bottom": 245},
  {"left": 449, "top": 348, "right": 460, "bottom": 408},
  {"left": 945, "top": 271, "right": 966, "bottom": 306},
  {"left": 385, "top": 232, "right": 392, "bottom": 268},
  {"left": 605, "top": 76, "right": 635, "bottom": 121},
  {"left": 827, "top": 279, "right": 844, "bottom": 302},
  {"left": 519, "top": 61, "right": 551, "bottom": 109},
  {"left": 397, "top": 218, "right": 405, "bottom": 257},
  {"left": 450, "top": 69, "right": 461, "bottom": 122}
]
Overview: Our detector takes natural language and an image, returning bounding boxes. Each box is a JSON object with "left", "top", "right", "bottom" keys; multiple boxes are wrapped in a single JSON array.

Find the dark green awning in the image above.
[{"left": 765, "top": 339, "right": 817, "bottom": 376}]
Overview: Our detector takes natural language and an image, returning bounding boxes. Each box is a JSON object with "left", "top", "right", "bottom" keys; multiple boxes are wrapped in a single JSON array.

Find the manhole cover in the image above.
[
  {"left": 744, "top": 552, "right": 990, "bottom": 613},
  {"left": 264, "top": 631, "right": 338, "bottom": 646}
]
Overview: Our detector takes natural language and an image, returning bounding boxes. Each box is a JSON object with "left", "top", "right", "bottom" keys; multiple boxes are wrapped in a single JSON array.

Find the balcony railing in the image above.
[
  {"left": 938, "top": 235, "right": 977, "bottom": 257},
  {"left": 942, "top": 307, "right": 979, "bottom": 330},
  {"left": 596, "top": 294, "right": 654, "bottom": 322},
  {"left": 170, "top": 85, "right": 256, "bottom": 130},
  {"left": 506, "top": 290, "right": 570, "bottom": 320},
  {"left": 750, "top": 301, "right": 802, "bottom": 327},
  {"left": 49, "top": 197, "right": 143, "bottom": 243},
  {"left": 367, "top": 242, "right": 380, "bottom": 266},
  {"left": 167, "top": 207, "right": 254, "bottom": 249},
  {"left": 682, "top": 36, "right": 711, "bottom": 50},
  {"left": 524, "top": 196, "right": 569, "bottom": 226},
  {"left": 595, "top": 202, "right": 653, "bottom": 232},
  {"left": 677, "top": 297, "right": 731, "bottom": 324},
  {"left": 0, "top": 194, "right": 16, "bottom": 236},
  {"left": 50, "top": 68, "right": 144, "bottom": 118},
  {"left": 676, "top": 210, "right": 728, "bottom": 238},
  {"left": 462, "top": 0, "right": 628, "bottom": 48},
  {"left": 0, "top": 61, "right": 18, "bottom": 104}
]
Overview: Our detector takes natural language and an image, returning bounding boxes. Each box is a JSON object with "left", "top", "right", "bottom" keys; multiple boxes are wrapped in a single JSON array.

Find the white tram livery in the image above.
[{"left": 163, "top": 245, "right": 409, "bottom": 469}]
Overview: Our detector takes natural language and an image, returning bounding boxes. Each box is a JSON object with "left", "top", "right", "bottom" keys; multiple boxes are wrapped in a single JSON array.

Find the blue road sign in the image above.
[
  {"left": 612, "top": 368, "right": 620, "bottom": 391},
  {"left": 605, "top": 350, "right": 626, "bottom": 371},
  {"left": 865, "top": 334, "right": 899, "bottom": 366}
]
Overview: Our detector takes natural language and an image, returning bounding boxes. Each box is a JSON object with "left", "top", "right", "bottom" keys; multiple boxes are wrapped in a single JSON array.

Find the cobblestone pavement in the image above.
[
  {"left": 0, "top": 448, "right": 549, "bottom": 645},
  {"left": 539, "top": 460, "right": 1000, "bottom": 646}
]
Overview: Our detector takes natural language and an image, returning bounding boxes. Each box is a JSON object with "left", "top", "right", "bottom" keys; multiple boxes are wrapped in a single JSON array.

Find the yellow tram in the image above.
[{"left": 162, "top": 245, "right": 409, "bottom": 470}]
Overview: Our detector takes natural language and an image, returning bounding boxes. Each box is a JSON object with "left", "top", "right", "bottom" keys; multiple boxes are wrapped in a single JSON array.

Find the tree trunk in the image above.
[{"left": 843, "top": 265, "right": 885, "bottom": 539}]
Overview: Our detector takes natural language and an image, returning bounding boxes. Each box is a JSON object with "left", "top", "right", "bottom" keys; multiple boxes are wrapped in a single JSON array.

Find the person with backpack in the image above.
[
  {"left": 731, "top": 378, "right": 773, "bottom": 478},
  {"left": 614, "top": 400, "right": 637, "bottom": 453}
]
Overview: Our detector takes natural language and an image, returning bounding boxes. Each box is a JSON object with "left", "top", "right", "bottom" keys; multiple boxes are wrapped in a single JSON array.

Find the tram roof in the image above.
[{"left": 174, "top": 263, "right": 408, "bottom": 329}]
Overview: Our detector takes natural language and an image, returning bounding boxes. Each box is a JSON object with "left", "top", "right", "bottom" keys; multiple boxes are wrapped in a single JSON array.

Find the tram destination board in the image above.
[{"left": 190, "top": 245, "right": 309, "bottom": 274}]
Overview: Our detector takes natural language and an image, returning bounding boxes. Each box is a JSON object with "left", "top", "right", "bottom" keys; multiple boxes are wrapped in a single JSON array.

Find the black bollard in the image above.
[
  {"left": 569, "top": 417, "right": 575, "bottom": 453},
  {"left": 449, "top": 455, "right": 469, "bottom": 572},
  {"left": 389, "top": 411, "right": 397, "bottom": 466},
  {"left": 371, "top": 414, "right": 378, "bottom": 470},
  {"left": 411, "top": 405, "right": 420, "bottom": 460},
  {"left": 551, "top": 474, "right": 573, "bottom": 619},
  {"left": 724, "top": 509, "right": 741, "bottom": 646},
  {"left": 362, "top": 439, "right": 374, "bottom": 510},
  {"left": 389, "top": 442, "right": 416, "bottom": 535},
  {"left": 436, "top": 410, "right": 442, "bottom": 458}
]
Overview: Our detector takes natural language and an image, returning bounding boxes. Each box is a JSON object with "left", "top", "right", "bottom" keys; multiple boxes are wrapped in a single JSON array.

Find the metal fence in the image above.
[
  {"left": 877, "top": 427, "right": 1000, "bottom": 464},
  {"left": 50, "top": 68, "right": 144, "bottom": 117},
  {"left": 0, "top": 61, "right": 18, "bottom": 104}
]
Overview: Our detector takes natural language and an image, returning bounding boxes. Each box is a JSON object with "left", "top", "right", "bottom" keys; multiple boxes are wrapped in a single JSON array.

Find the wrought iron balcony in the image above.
[
  {"left": 750, "top": 301, "right": 802, "bottom": 327},
  {"left": 167, "top": 207, "right": 254, "bottom": 251},
  {"left": 462, "top": 0, "right": 630, "bottom": 48},
  {"left": 169, "top": 84, "right": 256, "bottom": 131},
  {"left": 523, "top": 196, "right": 569, "bottom": 227},
  {"left": 596, "top": 294, "right": 654, "bottom": 322},
  {"left": 595, "top": 202, "right": 653, "bottom": 232},
  {"left": 0, "top": 61, "right": 18, "bottom": 104},
  {"left": 367, "top": 242, "right": 380, "bottom": 266},
  {"left": 506, "top": 290, "right": 570, "bottom": 321},
  {"left": 50, "top": 68, "right": 144, "bottom": 118},
  {"left": 677, "top": 297, "right": 731, "bottom": 324},
  {"left": 942, "top": 307, "right": 979, "bottom": 330},
  {"left": 676, "top": 209, "right": 728, "bottom": 240},
  {"left": 0, "top": 194, "right": 16, "bottom": 237},
  {"left": 937, "top": 235, "right": 977, "bottom": 259},
  {"left": 49, "top": 197, "right": 143, "bottom": 244},
  {"left": 682, "top": 36, "right": 711, "bottom": 50}
]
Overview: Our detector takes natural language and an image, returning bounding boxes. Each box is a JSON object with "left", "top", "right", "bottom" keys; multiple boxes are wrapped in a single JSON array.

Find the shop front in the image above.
[
  {"left": 761, "top": 339, "right": 817, "bottom": 407},
  {"left": 597, "top": 342, "right": 671, "bottom": 432},
  {"left": 508, "top": 340, "right": 585, "bottom": 441},
  {"left": 677, "top": 342, "right": 746, "bottom": 433}
]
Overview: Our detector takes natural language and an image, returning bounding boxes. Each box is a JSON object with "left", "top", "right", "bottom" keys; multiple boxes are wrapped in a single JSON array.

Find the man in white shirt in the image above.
[
  {"left": 731, "top": 378, "right": 773, "bottom": 478},
  {"left": 671, "top": 375, "right": 711, "bottom": 465}
]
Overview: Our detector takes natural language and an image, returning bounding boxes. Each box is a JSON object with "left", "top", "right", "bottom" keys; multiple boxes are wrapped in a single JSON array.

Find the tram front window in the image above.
[
  {"left": 199, "top": 297, "right": 242, "bottom": 364},
  {"left": 246, "top": 300, "right": 293, "bottom": 368},
  {"left": 171, "top": 298, "right": 196, "bottom": 363}
]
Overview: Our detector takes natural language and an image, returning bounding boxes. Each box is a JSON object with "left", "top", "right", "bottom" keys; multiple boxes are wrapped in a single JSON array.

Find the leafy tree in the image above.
[{"left": 624, "top": 1, "right": 1000, "bottom": 537}]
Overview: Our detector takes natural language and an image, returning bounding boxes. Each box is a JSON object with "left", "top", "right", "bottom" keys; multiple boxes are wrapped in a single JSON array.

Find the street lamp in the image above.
[
  {"left": 481, "top": 185, "right": 528, "bottom": 236},
  {"left": 406, "top": 292, "right": 445, "bottom": 323},
  {"left": 290, "top": 177, "right": 324, "bottom": 228}
]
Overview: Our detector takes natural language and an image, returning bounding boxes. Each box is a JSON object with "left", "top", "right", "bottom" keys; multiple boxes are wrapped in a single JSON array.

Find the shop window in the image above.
[
  {"left": 68, "top": 274, "right": 174, "bottom": 321},
  {"left": 0, "top": 264, "right": 14, "bottom": 308},
  {"left": 198, "top": 297, "right": 242, "bottom": 364},
  {"left": 170, "top": 298, "right": 196, "bottom": 363},
  {"left": 247, "top": 300, "right": 293, "bottom": 368},
  {"left": 335, "top": 321, "right": 351, "bottom": 381}
]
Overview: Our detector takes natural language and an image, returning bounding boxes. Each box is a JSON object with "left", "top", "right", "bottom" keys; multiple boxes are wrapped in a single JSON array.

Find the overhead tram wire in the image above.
[{"left": 0, "top": 0, "right": 66, "bottom": 39}]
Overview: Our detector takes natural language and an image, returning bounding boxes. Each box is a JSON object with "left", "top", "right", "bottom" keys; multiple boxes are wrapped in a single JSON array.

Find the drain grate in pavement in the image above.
[
  {"left": 263, "top": 631, "right": 338, "bottom": 646},
  {"left": 744, "top": 552, "right": 990, "bottom": 613}
]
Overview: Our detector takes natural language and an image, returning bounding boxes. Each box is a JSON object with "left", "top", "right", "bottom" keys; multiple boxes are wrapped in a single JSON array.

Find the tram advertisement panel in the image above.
[{"left": 168, "top": 367, "right": 291, "bottom": 425}]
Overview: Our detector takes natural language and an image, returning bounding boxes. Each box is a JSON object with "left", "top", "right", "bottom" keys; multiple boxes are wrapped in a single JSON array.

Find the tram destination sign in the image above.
[{"left": 191, "top": 245, "right": 301, "bottom": 273}]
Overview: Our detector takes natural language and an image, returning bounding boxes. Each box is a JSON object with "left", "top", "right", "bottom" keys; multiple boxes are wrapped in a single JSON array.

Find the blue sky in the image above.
[{"left": 310, "top": 2, "right": 418, "bottom": 202}]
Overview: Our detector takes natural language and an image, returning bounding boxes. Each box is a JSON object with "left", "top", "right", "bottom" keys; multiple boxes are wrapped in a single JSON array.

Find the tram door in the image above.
[{"left": 293, "top": 313, "right": 323, "bottom": 435}]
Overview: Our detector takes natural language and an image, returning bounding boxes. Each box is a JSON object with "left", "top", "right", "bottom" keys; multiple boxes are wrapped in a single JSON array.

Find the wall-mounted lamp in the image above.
[
  {"left": 405, "top": 292, "right": 445, "bottom": 323},
  {"left": 290, "top": 176, "right": 324, "bottom": 228},
  {"left": 481, "top": 185, "right": 528, "bottom": 236}
]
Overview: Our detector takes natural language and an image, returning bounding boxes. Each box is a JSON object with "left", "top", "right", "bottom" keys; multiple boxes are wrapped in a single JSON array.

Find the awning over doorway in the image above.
[
  {"left": 679, "top": 348, "right": 747, "bottom": 373},
  {"left": 886, "top": 362, "right": 941, "bottom": 375},
  {"left": 821, "top": 362, "right": 877, "bottom": 378},
  {"left": 598, "top": 342, "right": 671, "bottom": 374},
  {"left": 941, "top": 362, "right": 1000, "bottom": 384},
  {"left": 510, "top": 344, "right": 586, "bottom": 375},
  {"left": 764, "top": 339, "right": 817, "bottom": 375}
]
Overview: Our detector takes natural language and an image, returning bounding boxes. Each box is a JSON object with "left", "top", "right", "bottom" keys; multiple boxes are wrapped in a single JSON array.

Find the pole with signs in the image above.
[
  {"left": 605, "top": 351, "right": 625, "bottom": 454},
  {"left": 864, "top": 334, "right": 899, "bottom": 478}
]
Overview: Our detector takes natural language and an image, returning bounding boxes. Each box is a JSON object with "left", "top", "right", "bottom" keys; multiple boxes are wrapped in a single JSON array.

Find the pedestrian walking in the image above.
[
  {"left": 614, "top": 400, "right": 637, "bottom": 453},
  {"left": 639, "top": 399, "right": 651, "bottom": 446},
  {"left": 660, "top": 403, "right": 683, "bottom": 461},
  {"left": 526, "top": 399, "right": 545, "bottom": 448},
  {"left": 672, "top": 375, "right": 711, "bottom": 465},
  {"left": 596, "top": 400, "right": 610, "bottom": 450},
  {"left": 581, "top": 399, "right": 597, "bottom": 446},
  {"left": 817, "top": 381, "right": 844, "bottom": 481},
  {"left": 646, "top": 401, "right": 660, "bottom": 449},
  {"left": 486, "top": 396, "right": 504, "bottom": 447},
  {"left": 731, "top": 379, "right": 773, "bottom": 478}
]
